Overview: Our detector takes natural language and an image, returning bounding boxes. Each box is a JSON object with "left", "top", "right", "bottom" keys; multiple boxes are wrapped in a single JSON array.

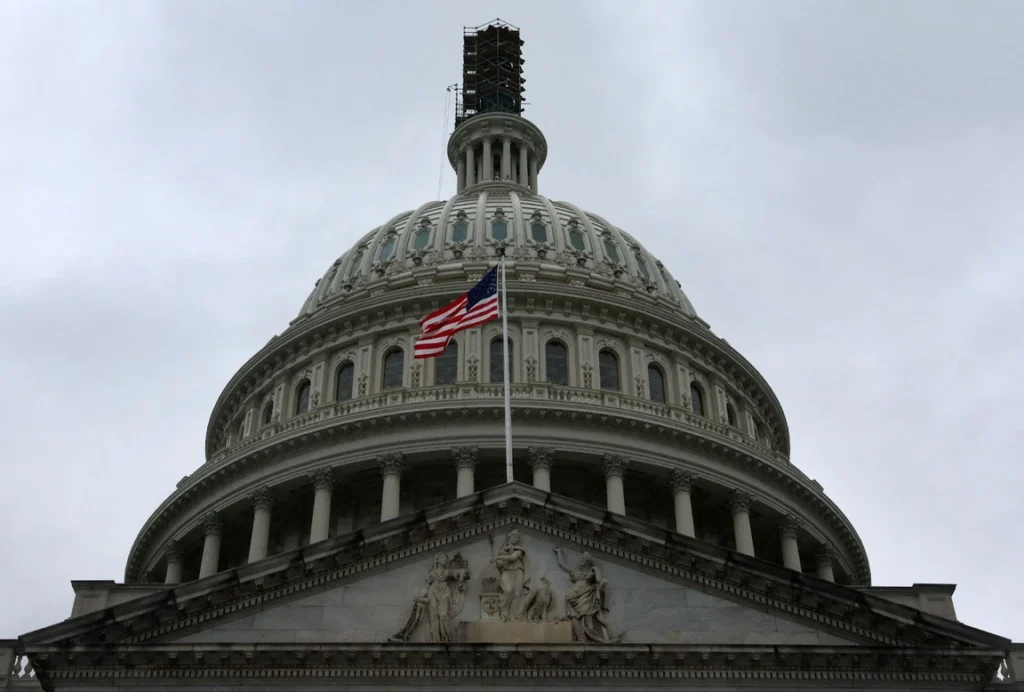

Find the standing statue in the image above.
[
  {"left": 553, "top": 546, "right": 619, "bottom": 643},
  {"left": 390, "top": 552, "right": 469, "bottom": 643},
  {"left": 491, "top": 530, "right": 528, "bottom": 621}
]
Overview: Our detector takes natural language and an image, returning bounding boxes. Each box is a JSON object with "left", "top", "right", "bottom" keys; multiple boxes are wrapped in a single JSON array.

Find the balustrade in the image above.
[{"left": 0, "top": 645, "right": 35, "bottom": 683}]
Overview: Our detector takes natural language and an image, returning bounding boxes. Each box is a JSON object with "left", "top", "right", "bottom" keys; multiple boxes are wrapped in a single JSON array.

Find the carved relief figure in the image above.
[
  {"left": 521, "top": 575, "right": 553, "bottom": 621},
  {"left": 390, "top": 552, "right": 469, "bottom": 643},
  {"left": 553, "top": 547, "right": 618, "bottom": 642},
  {"left": 491, "top": 530, "right": 528, "bottom": 621}
]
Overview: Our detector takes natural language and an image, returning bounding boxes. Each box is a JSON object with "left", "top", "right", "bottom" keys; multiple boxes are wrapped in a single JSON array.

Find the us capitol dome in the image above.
[{"left": 6, "top": 19, "right": 1020, "bottom": 692}]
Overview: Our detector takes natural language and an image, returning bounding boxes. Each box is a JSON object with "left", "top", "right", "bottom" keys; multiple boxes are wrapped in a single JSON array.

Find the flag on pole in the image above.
[{"left": 414, "top": 266, "right": 500, "bottom": 358}]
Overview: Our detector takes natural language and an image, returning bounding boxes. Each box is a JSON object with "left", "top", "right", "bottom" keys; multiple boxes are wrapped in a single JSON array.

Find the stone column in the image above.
[
  {"left": 501, "top": 136, "right": 512, "bottom": 180},
  {"left": 528, "top": 157, "right": 538, "bottom": 191},
  {"left": 456, "top": 157, "right": 466, "bottom": 191},
  {"left": 453, "top": 446, "right": 479, "bottom": 498},
  {"left": 603, "top": 454, "right": 629, "bottom": 515},
  {"left": 198, "top": 512, "right": 223, "bottom": 579},
  {"left": 816, "top": 544, "right": 836, "bottom": 582},
  {"left": 519, "top": 146, "right": 529, "bottom": 186},
  {"left": 379, "top": 453, "right": 404, "bottom": 522},
  {"left": 482, "top": 138, "right": 493, "bottom": 181},
  {"left": 247, "top": 487, "right": 274, "bottom": 564},
  {"left": 528, "top": 447, "right": 553, "bottom": 491},
  {"left": 308, "top": 468, "right": 335, "bottom": 544},
  {"left": 780, "top": 514, "right": 802, "bottom": 572},
  {"left": 465, "top": 146, "right": 476, "bottom": 187},
  {"left": 163, "top": 540, "right": 183, "bottom": 585},
  {"left": 670, "top": 470, "right": 695, "bottom": 538},
  {"left": 729, "top": 491, "right": 755, "bottom": 557}
]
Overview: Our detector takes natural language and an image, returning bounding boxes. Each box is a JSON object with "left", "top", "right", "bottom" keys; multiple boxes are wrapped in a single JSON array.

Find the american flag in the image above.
[{"left": 414, "top": 266, "right": 500, "bottom": 359}]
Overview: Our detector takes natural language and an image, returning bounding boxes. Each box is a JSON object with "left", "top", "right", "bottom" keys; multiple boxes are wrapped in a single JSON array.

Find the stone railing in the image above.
[
  {"left": 0, "top": 642, "right": 37, "bottom": 688},
  {"left": 209, "top": 384, "right": 777, "bottom": 467}
]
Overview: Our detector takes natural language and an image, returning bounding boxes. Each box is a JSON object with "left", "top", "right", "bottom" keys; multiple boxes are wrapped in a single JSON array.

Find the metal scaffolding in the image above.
[{"left": 455, "top": 19, "right": 526, "bottom": 126}]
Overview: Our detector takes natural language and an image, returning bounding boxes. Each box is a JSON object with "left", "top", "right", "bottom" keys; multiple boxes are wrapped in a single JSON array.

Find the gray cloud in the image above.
[{"left": 1, "top": 0, "right": 1020, "bottom": 641}]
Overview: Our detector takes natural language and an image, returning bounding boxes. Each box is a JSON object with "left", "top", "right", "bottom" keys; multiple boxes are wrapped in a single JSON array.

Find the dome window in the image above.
[
  {"left": 648, "top": 365, "right": 666, "bottom": 404},
  {"left": 434, "top": 341, "right": 458, "bottom": 385},
  {"left": 294, "top": 380, "right": 311, "bottom": 415},
  {"left": 545, "top": 340, "right": 569, "bottom": 385},
  {"left": 492, "top": 219, "right": 508, "bottom": 241},
  {"left": 531, "top": 222, "right": 548, "bottom": 244},
  {"left": 261, "top": 400, "right": 274, "bottom": 426},
  {"left": 690, "top": 382, "right": 705, "bottom": 417},
  {"left": 635, "top": 253, "right": 651, "bottom": 281},
  {"left": 568, "top": 227, "right": 586, "bottom": 251},
  {"left": 599, "top": 349, "right": 620, "bottom": 391},
  {"left": 336, "top": 361, "right": 354, "bottom": 402},
  {"left": 378, "top": 237, "right": 396, "bottom": 262},
  {"left": 490, "top": 337, "right": 513, "bottom": 382},
  {"left": 726, "top": 402, "right": 738, "bottom": 427},
  {"left": 412, "top": 226, "right": 432, "bottom": 250},
  {"left": 603, "top": 238, "right": 621, "bottom": 264},
  {"left": 382, "top": 348, "right": 405, "bottom": 390},
  {"left": 452, "top": 221, "right": 469, "bottom": 243},
  {"left": 347, "top": 250, "right": 365, "bottom": 278}
]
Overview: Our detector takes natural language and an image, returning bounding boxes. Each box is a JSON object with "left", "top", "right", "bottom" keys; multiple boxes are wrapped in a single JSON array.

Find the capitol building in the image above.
[{"left": 2, "top": 20, "right": 1020, "bottom": 692}]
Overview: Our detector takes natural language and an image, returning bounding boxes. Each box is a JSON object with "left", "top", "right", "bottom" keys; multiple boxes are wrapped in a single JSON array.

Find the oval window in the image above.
[{"left": 379, "top": 238, "right": 396, "bottom": 261}]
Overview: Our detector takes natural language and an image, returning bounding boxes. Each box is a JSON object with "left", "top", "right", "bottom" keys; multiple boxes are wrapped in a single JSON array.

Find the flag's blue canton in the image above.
[{"left": 467, "top": 266, "right": 499, "bottom": 309}]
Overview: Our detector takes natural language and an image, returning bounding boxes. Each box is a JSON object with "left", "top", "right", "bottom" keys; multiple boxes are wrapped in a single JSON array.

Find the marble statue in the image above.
[
  {"left": 553, "top": 546, "right": 619, "bottom": 643},
  {"left": 521, "top": 575, "right": 553, "bottom": 621},
  {"left": 491, "top": 530, "right": 528, "bottom": 621},
  {"left": 390, "top": 552, "right": 469, "bottom": 643}
]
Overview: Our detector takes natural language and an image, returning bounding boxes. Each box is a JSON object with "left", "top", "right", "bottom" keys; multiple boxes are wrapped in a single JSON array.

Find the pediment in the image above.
[{"left": 20, "top": 484, "right": 1010, "bottom": 656}]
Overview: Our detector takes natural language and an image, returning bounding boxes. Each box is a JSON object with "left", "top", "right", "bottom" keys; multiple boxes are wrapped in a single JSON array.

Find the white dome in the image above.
[{"left": 296, "top": 187, "right": 697, "bottom": 321}]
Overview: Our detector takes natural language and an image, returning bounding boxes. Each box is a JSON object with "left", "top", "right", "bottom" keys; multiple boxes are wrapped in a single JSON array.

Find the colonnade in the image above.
[
  {"left": 456, "top": 137, "right": 538, "bottom": 192},
  {"left": 167, "top": 449, "right": 838, "bottom": 585}
]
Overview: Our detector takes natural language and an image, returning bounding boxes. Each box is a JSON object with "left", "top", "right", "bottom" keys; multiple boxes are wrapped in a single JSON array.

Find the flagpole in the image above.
[{"left": 500, "top": 255, "right": 513, "bottom": 483}]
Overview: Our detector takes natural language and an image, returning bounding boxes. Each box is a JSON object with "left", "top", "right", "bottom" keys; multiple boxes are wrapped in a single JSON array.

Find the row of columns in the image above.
[
  {"left": 457, "top": 138, "right": 537, "bottom": 192},
  {"left": 165, "top": 451, "right": 836, "bottom": 585}
]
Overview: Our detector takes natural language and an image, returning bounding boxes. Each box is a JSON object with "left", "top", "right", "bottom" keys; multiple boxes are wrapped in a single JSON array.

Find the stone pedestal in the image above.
[{"left": 461, "top": 620, "right": 572, "bottom": 644}]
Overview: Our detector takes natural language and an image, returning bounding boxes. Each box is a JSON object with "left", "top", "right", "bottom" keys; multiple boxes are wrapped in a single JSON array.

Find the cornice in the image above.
[{"left": 205, "top": 272, "right": 790, "bottom": 459}]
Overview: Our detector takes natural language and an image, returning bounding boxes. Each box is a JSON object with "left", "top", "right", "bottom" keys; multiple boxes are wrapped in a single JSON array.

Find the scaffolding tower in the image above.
[{"left": 455, "top": 19, "right": 526, "bottom": 126}]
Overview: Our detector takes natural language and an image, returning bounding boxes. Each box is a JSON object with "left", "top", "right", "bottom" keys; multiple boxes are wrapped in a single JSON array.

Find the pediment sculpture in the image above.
[{"left": 389, "top": 552, "right": 469, "bottom": 643}]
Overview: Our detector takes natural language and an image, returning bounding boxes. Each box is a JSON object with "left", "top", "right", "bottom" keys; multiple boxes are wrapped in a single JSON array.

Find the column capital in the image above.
[
  {"left": 378, "top": 453, "right": 404, "bottom": 478},
  {"left": 201, "top": 512, "right": 223, "bottom": 537},
  {"left": 451, "top": 446, "right": 479, "bottom": 470},
  {"left": 816, "top": 543, "right": 835, "bottom": 568},
  {"left": 729, "top": 490, "right": 752, "bottom": 515},
  {"left": 780, "top": 514, "right": 801, "bottom": 539},
  {"left": 528, "top": 447, "right": 554, "bottom": 471},
  {"left": 670, "top": 469, "right": 694, "bottom": 493},
  {"left": 309, "top": 468, "right": 335, "bottom": 492},
  {"left": 602, "top": 454, "right": 629, "bottom": 479},
  {"left": 164, "top": 539, "right": 183, "bottom": 562},
  {"left": 249, "top": 486, "right": 274, "bottom": 512}
]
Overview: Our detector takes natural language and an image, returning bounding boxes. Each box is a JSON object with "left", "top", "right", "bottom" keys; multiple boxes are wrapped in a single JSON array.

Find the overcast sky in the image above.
[{"left": 1, "top": 0, "right": 1021, "bottom": 641}]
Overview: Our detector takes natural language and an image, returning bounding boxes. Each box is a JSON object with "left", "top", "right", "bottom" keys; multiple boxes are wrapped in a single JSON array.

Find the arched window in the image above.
[
  {"left": 531, "top": 222, "right": 548, "bottom": 244},
  {"left": 434, "top": 340, "right": 458, "bottom": 385},
  {"left": 726, "top": 402, "right": 738, "bottom": 427},
  {"left": 294, "top": 380, "right": 311, "bottom": 415},
  {"left": 599, "top": 349, "right": 620, "bottom": 391},
  {"left": 545, "top": 341, "right": 569, "bottom": 385},
  {"left": 648, "top": 365, "right": 666, "bottom": 403},
  {"left": 568, "top": 228, "right": 586, "bottom": 251},
  {"left": 335, "top": 361, "right": 354, "bottom": 402},
  {"left": 490, "top": 337, "right": 513, "bottom": 382},
  {"left": 412, "top": 226, "right": 431, "bottom": 250},
  {"left": 635, "top": 253, "right": 651, "bottom": 280},
  {"left": 452, "top": 221, "right": 468, "bottom": 243},
  {"left": 603, "top": 238, "right": 621, "bottom": 263},
  {"left": 491, "top": 219, "right": 508, "bottom": 241},
  {"left": 378, "top": 237, "right": 396, "bottom": 261},
  {"left": 347, "top": 250, "right": 364, "bottom": 279},
  {"left": 690, "top": 382, "right": 705, "bottom": 417},
  {"left": 236, "top": 418, "right": 246, "bottom": 441},
  {"left": 382, "top": 348, "right": 404, "bottom": 390},
  {"left": 261, "top": 401, "right": 274, "bottom": 426}
]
